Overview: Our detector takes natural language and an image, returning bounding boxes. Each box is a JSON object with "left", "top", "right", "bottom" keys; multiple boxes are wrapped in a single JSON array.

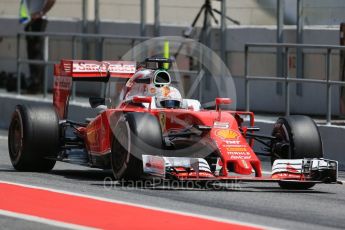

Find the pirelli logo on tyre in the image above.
[{"left": 215, "top": 129, "right": 240, "bottom": 140}]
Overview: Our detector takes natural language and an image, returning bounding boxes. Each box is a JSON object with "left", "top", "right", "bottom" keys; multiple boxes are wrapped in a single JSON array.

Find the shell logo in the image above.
[{"left": 216, "top": 129, "right": 240, "bottom": 140}]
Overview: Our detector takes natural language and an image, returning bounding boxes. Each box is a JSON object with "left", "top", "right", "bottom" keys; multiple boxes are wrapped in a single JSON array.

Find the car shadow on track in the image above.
[
  {"left": 92, "top": 180, "right": 335, "bottom": 194},
  {"left": 46, "top": 169, "right": 340, "bottom": 194},
  {"left": 237, "top": 186, "right": 334, "bottom": 194},
  {"left": 145, "top": 186, "right": 333, "bottom": 194},
  {"left": 0, "top": 168, "right": 112, "bottom": 182},
  {"left": 0, "top": 168, "right": 334, "bottom": 194},
  {"left": 0, "top": 165, "right": 15, "bottom": 170}
]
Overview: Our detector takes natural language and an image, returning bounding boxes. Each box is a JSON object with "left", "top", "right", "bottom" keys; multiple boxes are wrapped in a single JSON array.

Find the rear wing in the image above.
[
  {"left": 55, "top": 59, "right": 136, "bottom": 80},
  {"left": 53, "top": 59, "right": 136, "bottom": 119}
]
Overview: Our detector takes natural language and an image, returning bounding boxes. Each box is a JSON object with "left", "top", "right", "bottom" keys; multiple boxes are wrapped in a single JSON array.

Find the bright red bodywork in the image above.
[{"left": 52, "top": 59, "right": 319, "bottom": 182}]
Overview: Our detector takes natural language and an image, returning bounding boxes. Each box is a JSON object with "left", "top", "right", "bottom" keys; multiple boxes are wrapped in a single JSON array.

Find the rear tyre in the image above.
[
  {"left": 8, "top": 104, "right": 59, "bottom": 171},
  {"left": 271, "top": 115, "right": 323, "bottom": 189},
  {"left": 111, "top": 112, "right": 163, "bottom": 180}
]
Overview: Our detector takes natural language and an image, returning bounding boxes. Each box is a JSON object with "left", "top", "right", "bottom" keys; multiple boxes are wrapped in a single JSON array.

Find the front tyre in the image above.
[
  {"left": 8, "top": 104, "right": 60, "bottom": 171},
  {"left": 271, "top": 115, "right": 323, "bottom": 189},
  {"left": 111, "top": 112, "right": 163, "bottom": 180}
]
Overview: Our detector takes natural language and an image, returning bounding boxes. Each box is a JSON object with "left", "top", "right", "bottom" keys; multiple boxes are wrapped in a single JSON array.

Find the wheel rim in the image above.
[
  {"left": 9, "top": 114, "right": 23, "bottom": 161},
  {"left": 271, "top": 121, "right": 291, "bottom": 162}
]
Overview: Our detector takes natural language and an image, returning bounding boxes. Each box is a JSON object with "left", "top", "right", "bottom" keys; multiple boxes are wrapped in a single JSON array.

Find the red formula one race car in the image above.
[{"left": 8, "top": 58, "right": 340, "bottom": 189}]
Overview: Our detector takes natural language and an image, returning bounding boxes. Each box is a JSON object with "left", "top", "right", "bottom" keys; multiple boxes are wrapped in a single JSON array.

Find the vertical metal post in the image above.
[
  {"left": 204, "top": 2, "right": 212, "bottom": 48},
  {"left": 203, "top": 0, "right": 212, "bottom": 92},
  {"left": 82, "top": 0, "right": 88, "bottom": 58},
  {"left": 277, "top": 0, "right": 284, "bottom": 50},
  {"left": 284, "top": 47, "right": 290, "bottom": 115},
  {"left": 94, "top": 0, "right": 100, "bottom": 34},
  {"left": 16, "top": 33, "right": 21, "bottom": 95},
  {"left": 245, "top": 45, "right": 250, "bottom": 111},
  {"left": 140, "top": 0, "right": 147, "bottom": 36},
  {"left": 326, "top": 49, "right": 332, "bottom": 125},
  {"left": 72, "top": 36, "right": 77, "bottom": 61},
  {"left": 100, "top": 38, "right": 106, "bottom": 97},
  {"left": 339, "top": 23, "right": 345, "bottom": 116},
  {"left": 43, "top": 35, "right": 49, "bottom": 98},
  {"left": 220, "top": 0, "right": 227, "bottom": 63},
  {"left": 71, "top": 36, "right": 77, "bottom": 101},
  {"left": 100, "top": 38, "right": 104, "bottom": 60},
  {"left": 276, "top": 0, "right": 284, "bottom": 95},
  {"left": 131, "top": 39, "right": 135, "bottom": 59},
  {"left": 199, "top": 48, "right": 203, "bottom": 102},
  {"left": 154, "top": 0, "right": 160, "bottom": 36},
  {"left": 95, "top": 0, "right": 101, "bottom": 61},
  {"left": 296, "top": 0, "right": 304, "bottom": 96},
  {"left": 82, "top": 0, "right": 87, "bottom": 33}
]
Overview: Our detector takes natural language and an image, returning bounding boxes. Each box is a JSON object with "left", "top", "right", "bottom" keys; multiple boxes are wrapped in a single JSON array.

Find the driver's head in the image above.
[
  {"left": 155, "top": 86, "right": 182, "bottom": 109},
  {"left": 137, "top": 69, "right": 182, "bottom": 108}
]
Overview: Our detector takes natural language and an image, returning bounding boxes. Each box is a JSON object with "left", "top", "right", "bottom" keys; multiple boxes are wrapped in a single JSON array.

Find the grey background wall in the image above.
[
  {"left": 0, "top": 19, "right": 343, "bottom": 115},
  {"left": 2, "top": 0, "right": 345, "bottom": 26},
  {"left": 1, "top": 0, "right": 345, "bottom": 115}
]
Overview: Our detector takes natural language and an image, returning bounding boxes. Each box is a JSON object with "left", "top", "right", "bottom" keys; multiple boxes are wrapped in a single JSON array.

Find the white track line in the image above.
[
  {"left": 0, "top": 135, "right": 7, "bottom": 140},
  {"left": 0, "top": 209, "right": 96, "bottom": 230},
  {"left": 0, "top": 180, "right": 274, "bottom": 230}
]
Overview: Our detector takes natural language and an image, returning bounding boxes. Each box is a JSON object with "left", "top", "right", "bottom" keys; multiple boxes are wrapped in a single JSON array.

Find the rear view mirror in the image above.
[
  {"left": 215, "top": 98, "right": 232, "bottom": 106},
  {"left": 132, "top": 96, "right": 152, "bottom": 110},
  {"left": 89, "top": 97, "right": 105, "bottom": 108},
  {"left": 215, "top": 97, "right": 233, "bottom": 120},
  {"left": 132, "top": 96, "right": 152, "bottom": 104}
]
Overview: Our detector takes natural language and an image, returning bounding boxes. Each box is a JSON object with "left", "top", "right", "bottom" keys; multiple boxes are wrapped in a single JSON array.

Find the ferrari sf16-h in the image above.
[{"left": 8, "top": 58, "right": 340, "bottom": 189}]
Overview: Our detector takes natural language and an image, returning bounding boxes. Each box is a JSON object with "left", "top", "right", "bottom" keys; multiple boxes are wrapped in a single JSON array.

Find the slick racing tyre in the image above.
[
  {"left": 8, "top": 104, "right": 60, "bottom": 171},
  {"left": 271, "top": 115, "right": 323, "bottom": 189},
  {"left": 111, "top": 112, "right": 163, "bottom": 180}
]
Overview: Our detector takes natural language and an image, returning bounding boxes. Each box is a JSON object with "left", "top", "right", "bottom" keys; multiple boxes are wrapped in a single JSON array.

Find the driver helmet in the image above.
[{"left": 155, "top": 85, "right": 182, "bottom": 108}]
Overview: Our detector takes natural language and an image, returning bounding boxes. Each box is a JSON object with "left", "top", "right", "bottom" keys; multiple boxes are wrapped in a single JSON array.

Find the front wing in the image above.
[{"left": 142, "top": 155, "right": 340, "bottom": 184}]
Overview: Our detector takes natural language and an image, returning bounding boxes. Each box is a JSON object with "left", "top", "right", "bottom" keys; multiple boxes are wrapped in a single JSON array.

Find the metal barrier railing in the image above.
[
  {"left": 245, "top": 43, "right": 345, "bottom": 125},
  {"left": 15, "top": 33, "right": 345, "bottom": 124},
  {"left": 16, "top": 31, "right": 151, "bottom": 99}
]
